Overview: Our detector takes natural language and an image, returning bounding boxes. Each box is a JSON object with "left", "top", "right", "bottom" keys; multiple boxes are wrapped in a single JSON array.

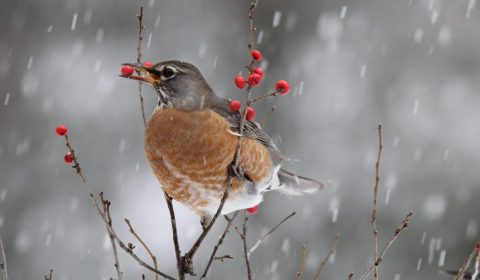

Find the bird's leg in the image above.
[{"left": 228, "top": 163, "right": 246, "bottom": 180}]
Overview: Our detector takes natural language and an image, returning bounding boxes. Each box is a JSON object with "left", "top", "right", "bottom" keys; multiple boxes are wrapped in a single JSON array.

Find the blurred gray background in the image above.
[{"left": 1, "top": 0, "right": 480, "bottom": 279}]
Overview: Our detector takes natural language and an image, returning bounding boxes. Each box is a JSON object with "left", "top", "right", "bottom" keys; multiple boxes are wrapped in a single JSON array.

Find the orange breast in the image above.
[{"left": 144, "top": 108, "right": 272, "bottom": 214}]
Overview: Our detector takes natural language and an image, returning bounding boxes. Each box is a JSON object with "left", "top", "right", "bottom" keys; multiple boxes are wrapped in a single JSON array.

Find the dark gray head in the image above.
[{"left": 120, "top": 60, "right": 219, "bottom": 110}]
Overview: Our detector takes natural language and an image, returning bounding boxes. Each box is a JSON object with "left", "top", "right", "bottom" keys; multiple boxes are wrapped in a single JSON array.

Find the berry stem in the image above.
[{"left": 248, "top": 89, "right": 282, "bottom": 105}]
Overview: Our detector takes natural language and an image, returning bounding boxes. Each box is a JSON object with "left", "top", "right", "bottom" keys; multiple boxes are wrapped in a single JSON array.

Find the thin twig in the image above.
[
  {"left": 125, "top": 219, "right": 159, "bottom": 280},
  {"left": 247, "top": 211, "right": 296, "bottom": 257},
  {"left": 44, "top": 269, "right": 53, "bottom": 280},
  {"left": 358, "top": 211, "right": 413, "bottom": 280},
  {"left": 313, "top": 234, "right": 340, "bottom": 280},
  {"left": 0, "top": 236, "right": 8, "bottom": 280},
  {"left": 295, "top": 245, "right": 307, "bottom": 280},
  {"left": 132, "top": 5, "right": 184, "bottom": 279},
  {"left": 455, "top": 242, "right": 480, "bottom": 280},
  {"left": 200, "top": 212, "right": 239, "bottom": 279},
  {"left": 100, "top": 192, "right": 123, "bottom": 280},
  {"left": 136, "top": 5, "right": 147, "bottom": 127},
  {"left": 248, "top": 90, "right": 281, "bottom": 104},
  {"left": 371, "top": 124, "right": 383, "bottom": 280},
  {"left": 213, "top": 255, "right": 233, "bottom": 262},
  {"left": 63, "top": 135, "right": 176, "bottom": 280},
  {"left": 259, "top": 105, "right": 277, "bottom": 127},
  {"left": 238, "top": 214, "right": 253, "bottom": 280},
  {"left": 164, "top": 194, "right": 184, "bottom": 280},
  {"left": 472, "top": 248, "right": 480, "bottom": 280}
]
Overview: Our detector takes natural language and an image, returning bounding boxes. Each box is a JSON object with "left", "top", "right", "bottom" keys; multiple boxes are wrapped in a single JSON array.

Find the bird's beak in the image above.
[{"left": 119, "top": 63, "right": 160, "bottom": 85}]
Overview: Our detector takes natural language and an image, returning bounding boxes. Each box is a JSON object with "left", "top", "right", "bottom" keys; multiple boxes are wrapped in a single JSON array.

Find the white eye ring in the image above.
[{"left": 162, "top": 67, "right": 176, "bottom": 79}]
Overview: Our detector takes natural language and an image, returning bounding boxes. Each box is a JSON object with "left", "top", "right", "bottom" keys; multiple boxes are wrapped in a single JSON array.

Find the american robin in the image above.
[{"left": 120, "top": 60, "right": 323, "bottom": 225}]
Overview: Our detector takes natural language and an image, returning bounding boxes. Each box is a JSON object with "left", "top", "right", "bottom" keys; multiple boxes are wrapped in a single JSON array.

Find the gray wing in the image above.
[{"left": 211, "top": 99, "right": 286, "bottom": 163}]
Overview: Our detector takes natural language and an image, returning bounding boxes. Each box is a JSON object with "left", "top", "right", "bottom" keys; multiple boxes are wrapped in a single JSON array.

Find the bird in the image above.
[{"left": 120, "top": 60, "right": 323, "bottom": 226}]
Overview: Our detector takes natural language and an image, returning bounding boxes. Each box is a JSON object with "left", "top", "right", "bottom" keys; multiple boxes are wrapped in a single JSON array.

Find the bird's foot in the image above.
[{"left": 228, "top": 163, "right": 245, "bottom": 180}]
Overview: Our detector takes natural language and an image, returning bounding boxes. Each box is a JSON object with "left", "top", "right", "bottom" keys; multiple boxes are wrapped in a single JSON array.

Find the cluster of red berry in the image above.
[
  {"left": 229, "top": 49, "right": 290, "bottom": 122},
  {"left": 55, "top": 125, "right": 74, "bottom": 164}
]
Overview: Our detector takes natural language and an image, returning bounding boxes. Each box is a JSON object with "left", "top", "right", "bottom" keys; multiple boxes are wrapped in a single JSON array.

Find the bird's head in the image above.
[{"left": 120, "top": 60, "right": 216, "bottom": 110}]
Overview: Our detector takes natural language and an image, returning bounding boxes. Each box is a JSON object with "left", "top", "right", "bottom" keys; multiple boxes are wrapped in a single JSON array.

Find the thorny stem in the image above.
[
  {"left": 100, "top": 193, "right": 123, "bottom": 280},
  {"left": 125, "top": 219, "right": 159, "bottom": 280},
  {"left": 371, "top": 124, "right": 383, "bottom": 280},
  {"left": 295, "top": 245, "right": 307, "bottom": 280},
  {"left": 200, "top": 212, "right": 239, "bottom": 279},
  {"left": 313, "top": 234, "right": 340, "bottom": 280},
  {"left": 63, "top": 135, "right": 176, "bottom": 280},
  {"left": 0, "top": 236, "right": 8, "bottom": 280},
  {"left": 358, "top": 211, "right": 413, "bottom": 280}
]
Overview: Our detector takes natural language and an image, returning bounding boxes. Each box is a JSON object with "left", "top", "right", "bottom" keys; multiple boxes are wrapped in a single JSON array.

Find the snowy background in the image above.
[{"left": 1, "top": 0, "right": 480, "bottom": 279}]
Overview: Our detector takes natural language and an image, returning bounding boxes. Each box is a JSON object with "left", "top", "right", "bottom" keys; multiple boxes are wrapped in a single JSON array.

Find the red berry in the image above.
[
  {"left": 143, "top": 61, "right": 154, "bottom": 68},
  {"left": 248, "top": 73, "right": 262, "bottom": 86},
  {"left": 251, "top": 50, "right": 262, "bottom": 61},
  {"left": 64, "top": 153, "right": 73, "bottom": 164},
  {"left": 246, "top": 106, "right": 256, "bottom": 121},
  {"left": 246, "top": 204, "right": 260, "bottom": 215},
  {"left": 476, "top": 241, "right": 480, "bottom": 253},
  {"left": 229, "top": 100, "right": 241, "bottom": 112},
  {"left": 275, "top": 80, "right": 291, "bottom": 95},
  {"left": 253, "top": 67, "right": 264, "bottom": 78},
  {"left": 235, "top": 75, "right": 246, "bottom": 89},
  {"left": 55, "top": 125, "right": 68, "bottom": 136},
  {"left": 121, "top": 65, "right": 134, "bottom": 76}
]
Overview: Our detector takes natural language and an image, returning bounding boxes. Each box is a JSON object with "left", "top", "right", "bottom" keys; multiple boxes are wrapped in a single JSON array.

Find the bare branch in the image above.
[
  {"left": 248, "top": 90, "right": 282, "bottom": 105},
  {"left": 313, "top": 234, "right": 340, "bottom": 280},
  {"left": 358, "top": 211, "right": 413, "bottom": 280},
  {"left": 125, "top": 219, "right": 159, "bottom": 280},
  {"left": 164, "top": 194, "right": 184, "bottom": 280},
  {"left": 247, "top": 212, "right": 296, "bottom": 257},
  {"left": 455, "top": 242, "right": 480, "bottom": 280},
  {"left": 44, "top": 269, "right": 53, "bottom": 280},
  {"left": 100, "top": 192, "right": 123, "bottom": 280},
  {"left": 371, "top": 123, "right": 383, "bottom": 280},
  {"left": 200, "top": 212, "right": 239, "bottom": 279},
  {"left": 0, "top": 236, "right": 9, "bottom": 280},
  {"left": 259, "top": 105, "right": 277, "bottom": 127},
  {"left": 295, "top": 245, "right": 307, "bottom": 280},
  {"left": 238, "top": 214, "right": 253, "bottom": 280},
  {"left": 136, "top": 5, "right": 147, "bottom": 127},
  {"left": 62, "top": 135, "right": 176, "bottom": 280}
]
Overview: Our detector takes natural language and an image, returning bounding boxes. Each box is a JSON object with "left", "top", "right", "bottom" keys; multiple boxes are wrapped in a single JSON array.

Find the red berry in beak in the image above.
[
  {"left": 64, "top": 153, "right": 73, "bottom": 164},
  {"left": 229, "top": 100, "right": 241, "bottom": 112},
  {"left": 235, "top": 75, "right": 246, "bottom": 89},
  {"left": 246, "top": 106, "right": 256, "bottom": 121},
  {"left": 121, "top": 65, "right": 134, "bottom": 76},
  {"left": 55, "top": 125, "right": 68, "bottom": 136},
  {"left": 143, "top": 61, "right": 154, "bottom": 68},
  {"left": 248, "top": 73, "right": 262, "bottom": 86},
  {"left": 251, "top": 50, "right": 262, "bottom": 61},
  {"left": 253, "top": 67, "right": 264, "bottom": 78},
  {"left": 275, "top": 80, "right": 291, "bottom": 95},
  {"left": 246, "top": 204, "right": 259, "bottom": 215}
]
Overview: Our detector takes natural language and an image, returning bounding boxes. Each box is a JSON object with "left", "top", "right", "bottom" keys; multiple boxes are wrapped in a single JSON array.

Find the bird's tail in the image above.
[{"left": 275, "top": 169, "right": 324, "bottom": 195}]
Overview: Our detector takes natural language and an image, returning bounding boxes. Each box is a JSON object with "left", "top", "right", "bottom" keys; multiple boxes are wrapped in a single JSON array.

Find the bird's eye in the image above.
[{"left": 162, "top": 67, "right": 175, "bottom": 78}]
